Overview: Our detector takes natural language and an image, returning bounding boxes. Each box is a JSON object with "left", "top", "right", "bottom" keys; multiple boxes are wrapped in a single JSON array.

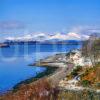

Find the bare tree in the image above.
[{"left": 82, "top": 33, "right": 100, "bottom": 67}]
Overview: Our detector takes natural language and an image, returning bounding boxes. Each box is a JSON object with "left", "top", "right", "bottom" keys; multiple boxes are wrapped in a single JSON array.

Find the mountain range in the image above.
[{"left": 5, "top": 32, "right": 90, "bottom": 43}]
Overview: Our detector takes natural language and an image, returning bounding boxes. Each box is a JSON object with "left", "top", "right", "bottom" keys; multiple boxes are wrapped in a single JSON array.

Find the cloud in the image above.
[
  {"left": 70, "top": 25, "right": 100, "bottom": 35},
  {"left": 0, "top": 21, "right": 26, "bottom": 31}
]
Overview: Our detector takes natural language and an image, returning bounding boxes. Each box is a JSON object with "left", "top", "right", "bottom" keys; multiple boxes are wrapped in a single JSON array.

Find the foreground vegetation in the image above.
[
  {"left": 69, "top": 63, "right": 100, "bottom": 89},
  {"left": 0, "top": 79, "right": 59, "bottom": 100}
]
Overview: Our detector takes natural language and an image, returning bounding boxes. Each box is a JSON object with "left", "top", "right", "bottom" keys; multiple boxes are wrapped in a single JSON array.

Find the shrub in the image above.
[
  {"left": 81, "top": 80, "right": 91, "bottom": 87},
  {"left": 71, "top": 71, "right": 78, "bottom": 77},
  {"left": 95, "top": 82, "right": 100, "bottom": 89},
  {"left": 75, "top": 65, "right": 82, "bottom": 71},
  {"left": 71, "top": 66, "right": 82, "bottom": 77}
]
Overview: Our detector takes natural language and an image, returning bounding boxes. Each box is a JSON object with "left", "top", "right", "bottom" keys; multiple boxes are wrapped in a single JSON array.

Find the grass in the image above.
[{"left": 1, "top": 78, "right": 59, "bottom": 100}]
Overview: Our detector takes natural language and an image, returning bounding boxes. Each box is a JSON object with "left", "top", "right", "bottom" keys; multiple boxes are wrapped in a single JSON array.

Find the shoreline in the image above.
[
  {"left": 0, "top": 66, "right": 58, "bottom": 95},
  {"left": 12, "top": 66, "right": 58, "bottom": 92},
  {"left": 0, "top": 53, "right": 73, "bottom": 96},
  {"left": 13, "top": 52, "right": 74, "bottom": 91}
]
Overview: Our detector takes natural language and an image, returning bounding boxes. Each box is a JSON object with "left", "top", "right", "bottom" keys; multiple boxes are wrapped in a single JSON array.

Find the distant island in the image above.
[
  {"left": 0, "top": 43, "right": 9, "bottom": 48},
  {"left": 4, "top": 40, "right": 82, "bottom": 45}
]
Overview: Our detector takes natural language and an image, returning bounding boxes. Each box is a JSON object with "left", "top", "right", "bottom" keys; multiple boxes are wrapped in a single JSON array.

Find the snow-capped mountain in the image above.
[{"left": 5, "top": 32, "right": 90, "bottom": 43}]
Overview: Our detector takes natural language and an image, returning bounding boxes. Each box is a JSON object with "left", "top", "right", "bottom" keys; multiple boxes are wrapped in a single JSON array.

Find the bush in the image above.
[
  {"left": 75, "top": 65, "right": 82, "bottom": 71},
  {"left": 96, "top": 62, "right": 100, "bottom": 67},
  {"left": 95, "top": 82, "right": 100, "bottom": 88},
  {"left": 81, "top": 80, "right": 91, "bottom": 87},
  {"left": 71, "top": 71, "right": 78, "bottom": 77},
  {"left": 71, "top": 66, "right": 82, "bottom": 77}
]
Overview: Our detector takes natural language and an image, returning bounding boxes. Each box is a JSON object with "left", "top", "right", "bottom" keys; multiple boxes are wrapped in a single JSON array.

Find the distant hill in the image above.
[{"left": 4, "top": 40, "right": 82, "bottom": 45}]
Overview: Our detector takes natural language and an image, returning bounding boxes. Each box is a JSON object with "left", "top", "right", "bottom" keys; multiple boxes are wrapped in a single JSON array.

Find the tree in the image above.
[{"left": 82, "top": 33, "right": 100, "bottom": 67}]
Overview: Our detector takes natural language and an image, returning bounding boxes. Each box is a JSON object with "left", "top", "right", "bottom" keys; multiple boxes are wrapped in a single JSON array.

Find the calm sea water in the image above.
[{"left": 0, "top": 44, "right": 80, "bottom": 93}]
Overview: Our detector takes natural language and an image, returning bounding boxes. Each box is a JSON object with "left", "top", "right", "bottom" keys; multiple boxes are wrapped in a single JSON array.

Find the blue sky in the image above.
[{"left": 0, "top": 0, "right": 100, "bottom": 36}]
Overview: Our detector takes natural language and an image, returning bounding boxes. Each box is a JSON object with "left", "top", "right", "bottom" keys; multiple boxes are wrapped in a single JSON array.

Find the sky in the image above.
[{"left": 0, "top": 0, "right": 100, "bottom": 37}]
